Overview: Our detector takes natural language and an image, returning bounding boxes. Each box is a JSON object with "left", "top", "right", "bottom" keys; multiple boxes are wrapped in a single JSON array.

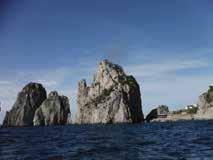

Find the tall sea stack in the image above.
[
  {"left": 3, "top": 82, "right": 47, "bottom": 127},
  {"left": 75, "top": 60, "right": 144, "bottom": 124}
]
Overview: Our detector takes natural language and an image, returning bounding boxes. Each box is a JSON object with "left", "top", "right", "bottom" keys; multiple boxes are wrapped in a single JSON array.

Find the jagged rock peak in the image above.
[
  {"left": 22, "top": 82, "right": 46, "bottom": 93},
  {"left": 92, "top": 59, "right": 125, "bottom": 87},
  {"left": 76, "top": 59, "right": 144, "bottom": 124},
  {"left": 33, "top": 91, "right": 70, "bottom": 126},
  {"left": 48, "top": 90, "right": 59, "bottom": 97},
  {"left": 3, "top": 82, "right": 47, "bottom": 127}
]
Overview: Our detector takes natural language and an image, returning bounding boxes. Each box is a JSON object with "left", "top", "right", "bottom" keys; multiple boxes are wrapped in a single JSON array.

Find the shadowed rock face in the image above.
[
  {"left": 75, "top": 59, "right": 144, "bottom": 124},
  {"left": 3, "top": 83, "right": 47, "bottom": 127},
  {"left": 33, "top": 91, "right": 70, "bottom": 126},
  {"left": 196, "top": 87, "right": 213, "bottom": 119}
]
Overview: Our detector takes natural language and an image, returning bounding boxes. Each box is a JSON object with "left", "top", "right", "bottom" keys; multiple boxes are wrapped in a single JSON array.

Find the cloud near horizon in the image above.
[{"left": 125, "top": 57, "right": 209, "bottom": 78}]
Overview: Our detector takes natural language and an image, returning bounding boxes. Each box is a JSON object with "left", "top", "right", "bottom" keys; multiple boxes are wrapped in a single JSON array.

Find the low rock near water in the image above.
[
  {"left": 33, "top": 91, "right": 70, "bottom": 126},
  {"left": 146, "top": 105, "right": 169, "bottom": 122},
  {"left": 75, "top": 59, "right": 144, "bottom": 124},
  {"left": 3, "top": 83, "right": 47, "bottom": 127}
]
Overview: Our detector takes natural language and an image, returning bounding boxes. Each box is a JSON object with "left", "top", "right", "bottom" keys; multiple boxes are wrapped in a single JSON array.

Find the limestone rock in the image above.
[
  {"left": 3, "top": 82, "right": 47, "bottom": 127},
  {"left": 195, "top": 86, "right": 213, "bottom": 119},
  {"left": 146, "top": 105, "right": 169, "bottom": 122},
  {"left": 75, "top": 59, "right": 144, "bottom": 124},
  {"left": 33, "top": 91, "right": 70, "bottom": 126}
]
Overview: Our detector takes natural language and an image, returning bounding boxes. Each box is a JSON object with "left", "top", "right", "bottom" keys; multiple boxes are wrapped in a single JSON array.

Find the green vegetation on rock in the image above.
[
  {"left": 186, "top": 106, "right": 198, "bottom": 114},
  {"left": 172, "top": 105, "right": 198, "bottom": 115},
  {"left": 119, "top": 75, "right": 137, "bottom": 87},
  {"left": 209, "top": 86, "right": 213, "bottom": 92},
  {"left": 172, "top": 110, "right": 184, "bottom": 115},
  {"left": 206, "top": 86, "right": 213, "bottom": 103},
  {"left": 103, "top": 87, "right": 113, "bottom": 97}
]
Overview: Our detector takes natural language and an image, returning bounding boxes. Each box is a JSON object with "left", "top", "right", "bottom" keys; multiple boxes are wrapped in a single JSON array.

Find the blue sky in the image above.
[{"left": 0, "top": 0, "right": 213, "bottom": 123}]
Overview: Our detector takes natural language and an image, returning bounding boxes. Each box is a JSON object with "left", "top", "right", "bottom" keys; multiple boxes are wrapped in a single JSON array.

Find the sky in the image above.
[{"left": 0, "top": 0, "right": 213, "bottom": 123}]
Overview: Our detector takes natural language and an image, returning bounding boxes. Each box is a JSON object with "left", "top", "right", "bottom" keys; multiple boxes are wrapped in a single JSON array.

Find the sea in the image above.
[{"left": 0, "top": 120, "right": 213, "bottom": 160}]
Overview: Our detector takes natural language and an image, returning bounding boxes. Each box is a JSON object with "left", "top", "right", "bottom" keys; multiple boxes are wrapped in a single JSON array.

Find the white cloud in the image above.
[
  {"left": 15, "top": 67, "right": 71, "bottom": 87},
  {"left": 124, "top": 58, "right": 208, "bottom": 78},
  {"left": 0, "top": 81, "right": 11, "bottom": 85},
  {"left": 37, "top": 80, "right": 57, "bottom": 87}
]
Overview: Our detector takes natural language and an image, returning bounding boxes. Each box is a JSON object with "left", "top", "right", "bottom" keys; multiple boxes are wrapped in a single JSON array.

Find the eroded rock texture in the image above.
[
  {"left": 33, "top": 91, "right": 70, "bottom": 126},
  {"left": 196, "top": 86, "right": 213, "bottom": 119},
  {"left": 3, "top": 83, "right": 47, "bottom": 127},
  {"left": 75, "top": 60, "right": 144, "bottom": 124}
]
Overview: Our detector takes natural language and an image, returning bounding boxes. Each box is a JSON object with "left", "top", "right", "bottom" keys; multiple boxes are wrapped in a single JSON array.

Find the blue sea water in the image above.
[{"left": 0, "top": 121, "right": 213, "bottom": 160}]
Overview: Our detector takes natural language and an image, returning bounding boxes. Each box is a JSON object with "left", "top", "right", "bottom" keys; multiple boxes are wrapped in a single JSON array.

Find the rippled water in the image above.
[{"left": 1, "top": 121, "right": 213, "bottom": 160}]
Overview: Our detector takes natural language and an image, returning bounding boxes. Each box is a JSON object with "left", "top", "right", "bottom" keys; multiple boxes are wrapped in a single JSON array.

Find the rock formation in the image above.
[
  {"left": 3, "top": 83, "right": 47, "bottom": 127},
  {"left": 75, "top": 59, "right": 144, "bottom": 124},
  {"left": 147, "top": 105, "right": 198, "bottom": 122},
  {"left": 33, "top": 91, "right": 70, "bottom": 126},
  {"left": 146, "top": 105, "right": 169, "bottom": 122},
  {"left": 195, "top": 86, "right": 213, "bottom": 119}
]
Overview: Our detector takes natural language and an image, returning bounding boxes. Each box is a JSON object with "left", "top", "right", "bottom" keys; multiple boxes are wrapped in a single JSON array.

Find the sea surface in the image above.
[{"left": 0, "top": 120, "right": 213, "bottom": 160}]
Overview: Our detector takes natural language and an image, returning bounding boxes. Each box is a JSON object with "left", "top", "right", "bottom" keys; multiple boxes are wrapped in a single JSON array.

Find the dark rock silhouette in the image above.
[{"left": 3, "top": 82, "right": 47, "bottom": 127}]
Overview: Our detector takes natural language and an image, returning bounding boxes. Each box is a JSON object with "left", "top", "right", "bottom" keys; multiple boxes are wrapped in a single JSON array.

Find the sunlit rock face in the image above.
[
  {"left": 75, "top": 59, "right": 144, "bottom": 124},
  {"left": 3, "top": 83, "right": 47, "bottom": 127},
  {"left": 196, "top": 86, "right": 213, "bottom": 119},
  {"left": 33, "top": 91, "right": 70, "bottom": 126}
]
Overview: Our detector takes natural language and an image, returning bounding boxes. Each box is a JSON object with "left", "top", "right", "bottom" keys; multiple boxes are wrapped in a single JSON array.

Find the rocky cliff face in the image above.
[
  {"left": 3, "top": 83, "right": 47, "bottom": 127},
  {"left": 33, "top": 91, "right": 70, "bottom": 126},
  {"left": 196, "top": 87, "right": 213, "bottom": 119},
  {"left": 75, "top": 60, "right": 144, "bottom": 124}
]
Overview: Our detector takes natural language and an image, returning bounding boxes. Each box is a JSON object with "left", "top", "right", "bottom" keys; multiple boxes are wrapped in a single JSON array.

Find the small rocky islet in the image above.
[{"left": 2, "top": 59, "right": 213, "bottom": 127}]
